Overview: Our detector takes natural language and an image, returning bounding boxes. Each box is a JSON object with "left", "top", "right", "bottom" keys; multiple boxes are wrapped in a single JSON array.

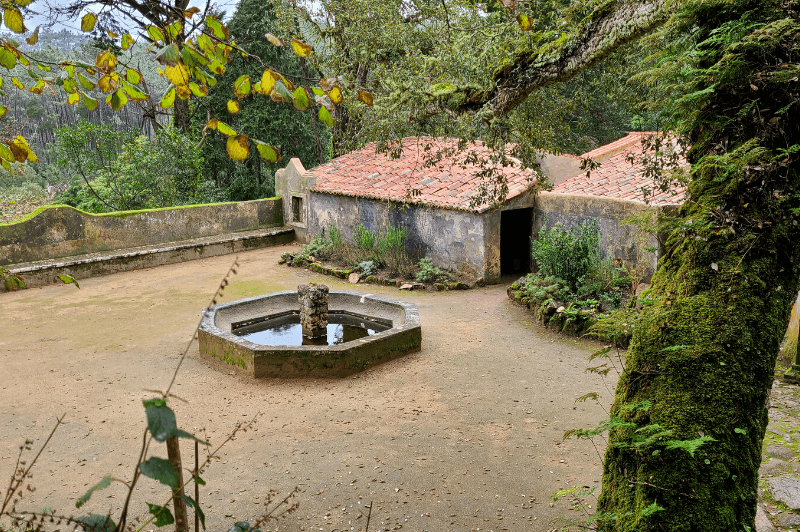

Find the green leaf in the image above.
[
  {"left": 160, "top": 86, "right": 176, "bottom": 109},
  {"left": 76, "top": 476, "right": 112, "bottom": 508},
  {"left": 431, "top": 83, "right": 457, "bottom": 96},
  {"left": 205, "top": 16, "right": 229, "bottom": 40},
  {"left": 182, "top": 495, "right": 205, "bottom": 530},
  {"left": 81, "top": 13, "right": 96, "bottom": 33},
  {"left": 77, "top": 72, "right": 95, "bottom": 90},
  {"left": 143, "top": 398, "right": 176, "bottom": 442},
  {"left": 516, "top": 13, "right": 533, "bottom": 31},
  {"left": 146, "top": 503, "right": 175, "bottom": 527},
  {"left": 253, "top": 140, "right": 281, "bottom": 163},
  {"left": 107, "top": 88, "right": 128, "bottom": 111},
  {"left": 660, "top": 345, "right": 692, "bottom": 352},
  {"left": 166, "top": 20, "right": 182, "bottom": 41},
  {"left": 193, "top": 475, "right": 206, "bottom": 486},
  {"left": 122, "top": 80, "right": 148, "bottom": 101},
  {"left": 78, "top": 514, "right": 115, "bottom": 532},
  {"left": 318, "top": 106, "right": 333, "bottom": 127},
  {"left": 0, "top": 49, "right": 17, "bottom": 69},
  {"left": 81, "top": 92, "right": 99, "bottom": 111},
  {"left": 292, "top": 86, "right": 311, "bottom": 111},
  {"left": 125, "top": 68, "right": 142, "bottom": 85},
  {"left": 233, "top": 74, "right": 251, "bottom": 99},
  {"left": 56, "top": 274, "right": 80, "bottom": 288},
  {"left": 734, "top": 427, "right": 748, "bottom": 435},
  {"left": 273, "top": 81, "right": 292, "bottom": 102},
  {"left": 139, "top": 457, "right": 178, "bottom": 489},
  {"left": 155, "top": 43, "right": 181, "bottom": 66},
  {"left": 147, "top": 25, "right": 165, "bottom": 43}
]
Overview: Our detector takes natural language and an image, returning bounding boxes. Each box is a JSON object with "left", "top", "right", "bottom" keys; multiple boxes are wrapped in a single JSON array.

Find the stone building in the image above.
[{"left": 275, "top": 134, "right": 684, "bottom": 284}]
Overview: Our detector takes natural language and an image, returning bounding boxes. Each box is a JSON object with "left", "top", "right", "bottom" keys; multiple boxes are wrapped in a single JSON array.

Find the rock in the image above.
[
  {"left": 756, "top": 505, "right": 777, "bottom": 532},
  {"left": 412, "top": 282, "right": 425, "bottom": 290},
  {"left": 635, "top": 283, "right": 651, "bottom": 297},
  {"left": 556, "top": 306, "right": 566, "bottom": 314},
  {"left": 767, "top": 444, "right": 796, "bottom": 461},
  {"left": 399, "top": 283, "right": 414, "bottom": 290},
  {"left": 778, "top": 512, "right": 800, "bottom": 527},
  {"left": 761, "top": 459, "right": 789, "bottom": 477},
  {"left": 348, "top": 272, "right": 360, "bottom": 284},
  {"left": 768, "top": 475, "right": 800, "bottom": 509},
  {"left": 434, "top": 283, "right": 447, "bottom": 291}
]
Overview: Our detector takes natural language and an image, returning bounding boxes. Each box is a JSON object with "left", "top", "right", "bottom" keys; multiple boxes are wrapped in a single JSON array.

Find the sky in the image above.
[{"left": 24, "top": 0, "right": 241, "bottom": 35}]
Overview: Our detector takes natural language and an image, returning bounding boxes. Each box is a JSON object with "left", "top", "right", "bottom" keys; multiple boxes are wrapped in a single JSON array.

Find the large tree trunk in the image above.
[{"left": 595, "top": 5, "right": 800, "bottom": 529}]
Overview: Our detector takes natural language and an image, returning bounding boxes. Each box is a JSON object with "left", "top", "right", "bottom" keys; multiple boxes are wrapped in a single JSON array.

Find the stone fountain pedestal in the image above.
[{"left": 298, "top": 283, "right": 329, "bottom": 338}]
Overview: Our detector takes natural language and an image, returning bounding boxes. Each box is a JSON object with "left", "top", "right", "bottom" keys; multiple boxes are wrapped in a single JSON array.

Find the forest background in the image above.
[{"left": 0, "top": 0, "right": 654, "bottom": 223}]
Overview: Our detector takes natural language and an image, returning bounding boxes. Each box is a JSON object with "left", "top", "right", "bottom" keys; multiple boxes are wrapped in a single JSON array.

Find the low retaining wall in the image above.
[
  {"left": 534, "top": 192, "right": 668, "bottom": 282},
  {"left": 1, "top": 198, "right": 283, "bottom": 266}
]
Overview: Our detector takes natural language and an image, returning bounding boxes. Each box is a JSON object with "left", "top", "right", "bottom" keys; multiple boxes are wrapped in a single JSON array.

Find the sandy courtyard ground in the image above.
[{"left": 0, "top": 244, "right": 614, "bottom": 531}]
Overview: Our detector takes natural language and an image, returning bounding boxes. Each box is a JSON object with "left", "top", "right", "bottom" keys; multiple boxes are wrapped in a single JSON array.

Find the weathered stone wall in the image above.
[
  {"left": 274, "top": 158, "right": 317, "bottom": 243},
  {"left": 0, "top": 199, "right": 283, "bottom": 266},
  {"left": 307, "top": 191, "right": 492, "bottom": 280},
  {"left": 533, "top": 192, "right": 665, "bottom": 282}
]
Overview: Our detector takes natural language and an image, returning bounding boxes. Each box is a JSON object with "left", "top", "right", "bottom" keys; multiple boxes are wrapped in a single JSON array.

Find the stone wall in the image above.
[
  {"left": 1, "top": 199, "right": 283, "bottom": 266},
  {"left": 307, "top": 191, "right": 491, "bottom": 280},
  {"left": 275, "top": 158, "right": 317, "bottom": 243},
  {"left": 533, "top": 192, "right": 665, "bottom": 282}
]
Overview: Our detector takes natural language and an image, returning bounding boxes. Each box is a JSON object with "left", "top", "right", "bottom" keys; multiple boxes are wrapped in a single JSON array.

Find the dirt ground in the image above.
[{"left": 0, "top": 244, "right": 614, "bottom": 532}]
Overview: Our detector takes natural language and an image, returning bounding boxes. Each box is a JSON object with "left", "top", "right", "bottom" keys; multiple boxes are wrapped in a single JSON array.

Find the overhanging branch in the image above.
[{"left": 458, "top": 0, "right": 669, "bottom": 117}]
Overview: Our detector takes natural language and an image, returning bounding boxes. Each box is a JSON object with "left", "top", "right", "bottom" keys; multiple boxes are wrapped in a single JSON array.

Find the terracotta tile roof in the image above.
[
  {"left": 310, "top": 137, "right": 538, "bottom": 212},
  {"left": 552, "top": 133, "right": 687, "bottom": 206}
]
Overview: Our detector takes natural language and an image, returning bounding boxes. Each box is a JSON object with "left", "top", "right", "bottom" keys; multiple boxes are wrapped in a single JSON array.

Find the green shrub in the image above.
[
  {"left": 353, "top": 223, "right": 376, "bottom": 251},
  {"left": 302, "top": 234, "right": 332, "bottom": 259},
  {"left": 532, "top": 218, "right": 601, "bottom": 291},
  {"left": 328, "top": 223, "right": 344, "bottom": 249},
  {"left": 358, "top": 260, "right": 376, "bottom": 276},
  {"left": 416, "top": 257, "right": 451, "bottom": 283}
]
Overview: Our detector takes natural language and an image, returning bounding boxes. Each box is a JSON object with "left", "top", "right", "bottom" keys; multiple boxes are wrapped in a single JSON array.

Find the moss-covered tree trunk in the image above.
[
  {"left": 444, "top": 0, "right": 799, "bottom": 524},
  {"left": 595, "top": 3, "right": 800, "bottom": 529}
]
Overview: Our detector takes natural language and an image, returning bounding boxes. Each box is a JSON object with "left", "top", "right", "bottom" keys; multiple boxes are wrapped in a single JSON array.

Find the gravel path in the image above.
[{"left": 0, "top": 244, "right": 613, "bottom": 531}]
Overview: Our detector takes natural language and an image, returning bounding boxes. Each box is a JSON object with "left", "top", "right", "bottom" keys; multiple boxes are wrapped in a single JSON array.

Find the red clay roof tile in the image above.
[
  {"left": 552, "top": 133, "right": 687, "bottom": 206},
  {"left": 311, "top": 137, "right": 538, "bottom": 212}
]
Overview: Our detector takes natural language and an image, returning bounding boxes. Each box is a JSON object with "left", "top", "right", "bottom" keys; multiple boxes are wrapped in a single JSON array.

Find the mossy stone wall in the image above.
[{"left": 0, "top": 199, "right": 283, "bottom": 266}]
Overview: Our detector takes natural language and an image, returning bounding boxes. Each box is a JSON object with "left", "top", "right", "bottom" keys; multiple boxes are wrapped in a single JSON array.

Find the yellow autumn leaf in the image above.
[
  {"left": 164, "top": 63, "right": 189, "bottom": 86},
  {"left": 357, "top": 90, "right": 374, "bottom": 106},
  {"left": 227, "top": 99, "right": 239, "bottom": 113},
  {"left": 98, "top": 72, "right": 119, "bottom": 93},
  {"left": 290, "top": 40, "right": 313, "bottom": 57},
  {"left": 226, "top": 135, "right": 249, "bottom": 161},
  {"left": 121, "top": 33, "right": 134, "bottom": 51},
  {"left": 215, "top": 121, "right": 237, "bottom": 137},
  {"left": 4, "top": 8, "right": 26, "bottom": 34},
  {"left": 329, "top": 85, "right": 343, "bottom": 105},
  {"left": 175, "top": 83, "right": 191, "bottom": 100},
  {"left": 67, "top": 92, "right": 80, "bottom": 105},
  {"left": 260, "top": 69, "right": 277, "bottom": 95},
  {"left": 81, "top": 13, "right": 97, "bottom": 32},
  {"left": 11, "top": 77, "right": 23, "bottom": 90},
  {"left": 26, "top": 26, "right": 39, "bottom": 45}
]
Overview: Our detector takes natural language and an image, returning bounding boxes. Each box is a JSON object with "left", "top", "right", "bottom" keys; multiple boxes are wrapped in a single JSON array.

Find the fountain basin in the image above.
[{"left": 198, "top": 290, "right": 421, "bottom": 378}]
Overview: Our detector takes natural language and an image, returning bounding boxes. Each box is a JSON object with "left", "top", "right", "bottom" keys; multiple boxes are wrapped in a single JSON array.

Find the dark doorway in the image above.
[{"left": 501, "top": 208, "right": 533, "bottom": 275}]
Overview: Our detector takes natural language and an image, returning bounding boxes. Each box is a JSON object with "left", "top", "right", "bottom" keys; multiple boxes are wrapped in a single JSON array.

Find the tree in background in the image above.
[{"left": 193, "top": 0, "right": 330, "bottom": 201}]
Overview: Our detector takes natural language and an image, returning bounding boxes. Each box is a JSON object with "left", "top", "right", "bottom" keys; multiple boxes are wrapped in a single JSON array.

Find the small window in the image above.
[{"left": 291, "top": 196, "right": 303, "bottom": 223}]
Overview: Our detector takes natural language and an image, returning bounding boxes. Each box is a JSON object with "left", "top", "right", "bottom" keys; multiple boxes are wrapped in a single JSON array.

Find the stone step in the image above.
[{"left": 3, "top": 226, "right": 294, "bottom": 291}]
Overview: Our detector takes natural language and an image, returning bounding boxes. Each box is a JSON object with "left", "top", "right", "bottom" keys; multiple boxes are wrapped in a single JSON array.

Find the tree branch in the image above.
[{"left": 458, "top": 0, "right": 669, "bottom": 117}]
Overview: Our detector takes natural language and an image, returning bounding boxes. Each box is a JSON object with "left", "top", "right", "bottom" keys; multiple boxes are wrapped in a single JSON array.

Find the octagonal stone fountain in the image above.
[{"left": 198, "top": 284, "right": 421, "bottom": 378}]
